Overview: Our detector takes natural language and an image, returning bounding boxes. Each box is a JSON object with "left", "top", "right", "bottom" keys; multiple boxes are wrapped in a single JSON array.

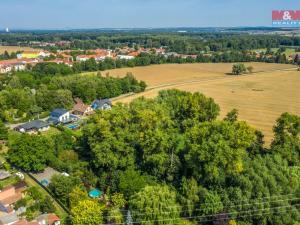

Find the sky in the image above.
[{"left": 0, "top": 0, "right": 299, "bottom": 29}]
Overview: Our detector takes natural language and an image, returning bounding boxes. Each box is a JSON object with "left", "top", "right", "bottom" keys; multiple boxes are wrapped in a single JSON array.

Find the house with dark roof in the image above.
[
  {"left": 48, "top": 109, "right": 70, "bottom": 124},
  {"left": 15, "top": 120, "right": 50, "bottom": 133},
  {"left": 91, "top": 99, "right": 112, "bottom": 110}
]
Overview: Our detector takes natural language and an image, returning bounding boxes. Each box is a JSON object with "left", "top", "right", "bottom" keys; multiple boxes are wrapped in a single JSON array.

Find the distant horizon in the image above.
[
  {"left": 0, "top": 26, "right": 294, "bottom": 32},
  {"left": 1, "top": 0, "right": 299, "bottom": 29}
]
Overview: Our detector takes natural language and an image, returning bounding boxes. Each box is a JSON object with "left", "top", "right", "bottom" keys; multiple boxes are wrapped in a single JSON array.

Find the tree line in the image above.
[{"left": 1, "top": 32, "right": 300, "bottom": 54}]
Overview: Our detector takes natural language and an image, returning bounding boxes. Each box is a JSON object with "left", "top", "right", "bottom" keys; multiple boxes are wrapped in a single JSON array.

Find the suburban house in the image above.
[
  {"left": 127, "top": 51, "right": 140, "bottom": 57},
  {"left": 72, "top": 98, "right": 93, "bottom": 116},
  {"left": 117, "top": 55, "right": 135, "bottom": 60},
  {"left": 48, "top": 108, "right": 70, "bottom": 124},
  {"left": 0, "top": 65, "right": 12, "bottom": 74},
  {"left": 76, "top": 50, "right": 111, "bottom": 62},
  {"left": 47, "top": 59, "right": 73, "bottom": 67},
  {"left": 15, "top": 120, "right": 50, "bottom": 133},
  {"left": 0, "top": 207, "right": 26, "bottom": 225},
  {"left": 0, "top": 61, "right": 26, "bottom": 74},
  {"left": 288, "top": 53, "right": 299, "bottom": 61},
  {"left": 0, "top": 59, "right": 39, "bottom": 74},
  {"left": 163, "top": 52, "right": 179, "bottom": 58},
  {"left": 13, "top": 63, "right": 26, "bottom": 71},
  {"left": 11, "top": 213, "right": 60, "bottom": 225},
  {"left": 91, "top": 99, "right": 112, "bottom": 110},
  {"left": 0, "top": 182, "right": 27, "bottom": 214}
]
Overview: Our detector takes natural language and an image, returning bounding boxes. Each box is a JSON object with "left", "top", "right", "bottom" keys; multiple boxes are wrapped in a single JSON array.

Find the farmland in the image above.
[
  {"left": 105, "top": 63, "right": 300, "bottom": 143},
  {"left": 0, "top": 45, "right": 39, "bottom": 53}
]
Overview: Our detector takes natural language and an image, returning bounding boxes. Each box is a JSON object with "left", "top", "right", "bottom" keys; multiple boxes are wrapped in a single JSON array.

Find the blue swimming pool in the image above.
[
  {"left": 89, "top": 189, "right": 102, "bottom": 198},
  {"left": 66, "top": 124, "right": 80, "bottom": 129}
]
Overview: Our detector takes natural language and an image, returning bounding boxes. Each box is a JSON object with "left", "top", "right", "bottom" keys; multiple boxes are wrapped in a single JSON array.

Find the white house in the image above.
[
  {"left": 13, "top": 62, "right": 26, "bottom": 71},
  {"left": 0, "top": 65, "right": 12, "bottom": 74},
  {"left": 48, "top": 108, "right": 70, "bottom": 124},
  {"left": 117, "top": 55, "right": 135, "bottom": 60}
]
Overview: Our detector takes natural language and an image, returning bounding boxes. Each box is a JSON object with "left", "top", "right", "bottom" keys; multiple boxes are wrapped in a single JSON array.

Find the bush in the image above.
[{"left": 232, "top": 63, "right": 247, "bottom": 75}]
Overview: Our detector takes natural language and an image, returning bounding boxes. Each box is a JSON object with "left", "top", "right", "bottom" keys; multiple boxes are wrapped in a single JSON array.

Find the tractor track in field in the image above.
[{"left": 112, "top": 67, "right": 298, "bottom": 103}]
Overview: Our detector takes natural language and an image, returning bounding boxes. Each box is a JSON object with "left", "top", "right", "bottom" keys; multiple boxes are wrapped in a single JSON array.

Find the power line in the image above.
[
  {"left": 118, "top": 192, "right": 299, "bottom": 213},
  {"left": 108, "top": 196, "right": 300, "bottom": 220},
  {"left": 191, "top": 206, "right": 300, "bottom": 225},
  {"left": 103, "top": 198, "right": 300, "bottom": 222},
  {"left": 101, "top": 204, "right": 300, "bottom": 225},
  {"left": 107, "top": 194, "right": 300, "bottom": 219}
]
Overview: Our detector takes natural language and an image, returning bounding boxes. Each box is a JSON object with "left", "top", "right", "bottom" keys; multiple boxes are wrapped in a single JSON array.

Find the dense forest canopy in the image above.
[{"left": 6, "top": 89, "right": 300, "bottom": 225}]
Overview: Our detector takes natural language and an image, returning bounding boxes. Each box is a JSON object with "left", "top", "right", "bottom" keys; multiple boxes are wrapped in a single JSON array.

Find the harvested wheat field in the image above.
[
  {"left": 0, "top": 46, "right": 39, "bottom": 54},
  {"left": 106, "top": 63, "right": 300, "bottom": 144}
]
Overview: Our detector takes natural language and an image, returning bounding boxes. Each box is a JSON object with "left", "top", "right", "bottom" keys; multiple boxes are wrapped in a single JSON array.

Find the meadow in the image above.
[{"left": 104, "top": 63, "right": 300, "bottom": 144}]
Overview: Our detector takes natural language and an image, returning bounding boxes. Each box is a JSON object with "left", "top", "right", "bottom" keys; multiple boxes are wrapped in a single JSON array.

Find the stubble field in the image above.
[
  {"left": 0, "top": 46, "right": 38, "bottom": 53},
  {"left": 104, "top": 63, "right": 300, "bottom": 144}
]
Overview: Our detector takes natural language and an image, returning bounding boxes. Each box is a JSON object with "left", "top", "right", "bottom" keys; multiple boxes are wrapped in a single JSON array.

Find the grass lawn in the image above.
[
  {"left": 41, "top": 127, "right": 61, "bottom": 137},
  {"left": 0, "top": 176, "right": 20, "bottom": 188}
]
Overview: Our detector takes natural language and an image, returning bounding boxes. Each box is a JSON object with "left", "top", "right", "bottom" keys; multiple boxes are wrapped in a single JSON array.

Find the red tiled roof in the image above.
[
  {"left": 1, "top": 192, "right": 22, "bottom": 205},
  {"left": 128, "top": 52, "right": 140, "bottom": 57},
  {"left": 73, "top": 99, "right": 90, "bottom": 113},
  {"left": 13, "top": 220, "right": 39, "bottom": 225},
  {"left": 48, "top": 213, "right": 60, "bottom": 225}
]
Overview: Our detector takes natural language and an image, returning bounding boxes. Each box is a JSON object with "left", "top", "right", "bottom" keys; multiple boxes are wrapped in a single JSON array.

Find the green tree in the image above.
[
  {"left": 224, "top": 109, "right": 239, "bottom": 123},
  {"left": 111, "top": 193, "right": 126, "bottom": 208},
  {"left": 118, "top": 167, "right": 154, "bottom": 199},
  {"left": 0, "top": 119, "right": 8, "bottom": 140},
  {"left": 8, "top": 134, "right": 54, "bottom": 172},
  {"left": 39, "top": 198, "right": 56, "bottom": 213},
  {"left": 199, "top": 191, "right": 223, "bottom": 215},
  {"left": 107, "top": 208, "right": 124, "bottom": 224},
  {"left": 69, "top": 186, "right": 89, "bottom": 209},
  {"left": 232, "top": 63, "right": 247, "bottom": 75},
  {"left": 179, "top": 177, "right": 200, "bottom": 216},
  {"left": 129, "top": 185, "right": 181, "bottom": 225},
  {"left": 271, "top": 113, "right": 300, "bottom": 165},
  {"left": 71, "top": 200, "right": 104, "bottom": 225},
  {"left": 157, "top": 90, "right": 220, "bottom": 125},
  {"left": 49, "top": 175, "right": 82, "bottom": 207},
  {"left": 185, "top": 121, "right": 256, "bottom": 183}
]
